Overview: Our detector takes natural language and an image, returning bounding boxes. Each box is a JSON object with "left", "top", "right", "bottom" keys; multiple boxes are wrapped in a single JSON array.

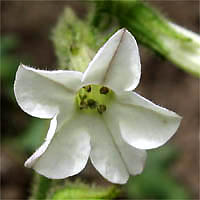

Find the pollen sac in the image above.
[
  {"left": 87, "top": 99, "right": 97, "bottom": 109},
  {"left": 97, "top": 104, "right": 107, "bottom": 114},
  {"left": 76, "top": 84, "right": 114, "bottom": 114},
  {"left": 100, "top": 86, "right": 109, "bottom": 95},
  {"left": 84, "top": 85, "right": 91, "bottom": 92},
  {"left": 80, "top": 100, "right": 88, "bottom": 109}
]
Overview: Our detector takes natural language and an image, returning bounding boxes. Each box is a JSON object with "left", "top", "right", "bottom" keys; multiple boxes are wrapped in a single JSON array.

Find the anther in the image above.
[
  {"left": 100, "top": 86, "right": 109, "bottom": 95},
  {"left": 87, "top": 99, "right": 97, "bottom": 109},
  {"left": 97, "top": 104, "right": 107, "bottom": 114},
  {"left": 84, "top": 85, "right": 91, "bottom": 92},
  {"left": 80, "top": 100, "right": 88, "bottom": 109}
]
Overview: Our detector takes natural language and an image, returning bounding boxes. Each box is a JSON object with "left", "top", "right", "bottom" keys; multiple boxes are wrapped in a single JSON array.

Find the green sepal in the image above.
[{"left": 50, "top": 181, "right": 121, "bottom": 200}]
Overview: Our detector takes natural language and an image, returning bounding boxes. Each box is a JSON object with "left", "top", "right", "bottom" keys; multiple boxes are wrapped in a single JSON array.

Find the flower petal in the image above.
[
  {"left": 82, "top": 28, "right": 141, "bottom": 91},
  {"left": 112, "top": 92, "right": 182, "bottom": 149},
  {"left": 88, "top": 115, "right": 129, "bottom": 184},
  {"left": 104, "top": 111, "right": 147, "bottom": 176},
  {"left": 25, "top": 114, "right": 90, "bottom": 179},
  {"left": 14, "top": 64, "right": 82, "bottom": 118},
  {"left": 24, "top": 115, "right": 57, "bottom": 168}
]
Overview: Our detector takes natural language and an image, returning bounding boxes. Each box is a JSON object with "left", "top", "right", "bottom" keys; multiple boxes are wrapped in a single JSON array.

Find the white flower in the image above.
[{"left": 14, "top": 28, "right": 181, "bottom": 184}]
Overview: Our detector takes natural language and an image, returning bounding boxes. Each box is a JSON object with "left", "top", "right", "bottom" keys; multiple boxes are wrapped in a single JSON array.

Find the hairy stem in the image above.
[
  {"left": 92, "top": 0, "right": 200, "bottom": 77},
  {"left": 30, "top": 174, "right": 52, "bottom": 200}
]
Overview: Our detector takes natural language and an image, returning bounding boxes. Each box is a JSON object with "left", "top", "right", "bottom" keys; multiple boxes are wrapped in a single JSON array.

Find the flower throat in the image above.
[{"left": 76, "top": 85, "right": 114, "bottom": 114}]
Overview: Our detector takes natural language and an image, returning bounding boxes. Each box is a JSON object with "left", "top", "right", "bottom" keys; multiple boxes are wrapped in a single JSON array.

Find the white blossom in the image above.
[{"left": 14, "top": 28, "right": 181, "bottom": 184}]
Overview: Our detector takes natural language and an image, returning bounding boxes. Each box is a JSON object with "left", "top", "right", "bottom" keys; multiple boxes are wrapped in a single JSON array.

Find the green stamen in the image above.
[
  {"left": 97, "top": 105, "right": 107, "bottom": 114},
  {"left": 80, "top": 100, "right": 88, "bottom": 109},
  {"left": 75, "top": 84, "right": 114, "bottom": 114},
  {"left": 84, "top": 85, "right": 91, "bottom": 92},
  {"left": 87, "top": 99, "right": 97, "bottom": 109},
  {"left": 100, "top": 86, "right": 109, "bottom": 94}
]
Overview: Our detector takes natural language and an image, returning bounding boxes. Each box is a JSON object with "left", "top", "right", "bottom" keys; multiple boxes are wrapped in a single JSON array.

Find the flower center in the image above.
[{"left": 75, "top": 84, "right": 114, "bottom": 114}]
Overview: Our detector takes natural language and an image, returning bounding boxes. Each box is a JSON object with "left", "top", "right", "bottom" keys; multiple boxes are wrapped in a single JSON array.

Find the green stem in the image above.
[
  {"left": 92, "top": 0, "right": 200, "bottom": 77},
  {"left": 30, "top": 174, "right": 52, "bottom": 200}
]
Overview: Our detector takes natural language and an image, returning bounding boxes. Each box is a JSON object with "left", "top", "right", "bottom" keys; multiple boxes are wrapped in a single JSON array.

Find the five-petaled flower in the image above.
[{"left": 14, "top": 28, "right": 181, "bottom": 184}]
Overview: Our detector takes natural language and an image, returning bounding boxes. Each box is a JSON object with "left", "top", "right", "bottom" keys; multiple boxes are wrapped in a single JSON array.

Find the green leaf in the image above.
[
  {"left": 1, "top": 35, "right": 19, "bottom": 53},
  {"left": 8, "top": 118, "right": 50, "bottom": 153},
  {"left": 0, "top": 35, "right": 19, "bottom": 81},
  {"left": 18, "top": 119, "right": 50, "bottom": 152},
  {"left": 125, "top": 146, "right": 191, "bottom": 199}
]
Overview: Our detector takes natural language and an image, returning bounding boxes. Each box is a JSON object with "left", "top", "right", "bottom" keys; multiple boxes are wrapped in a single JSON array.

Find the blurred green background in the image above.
[{"left": 1, "top": 1, "right": 199, "bottom": 199}]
